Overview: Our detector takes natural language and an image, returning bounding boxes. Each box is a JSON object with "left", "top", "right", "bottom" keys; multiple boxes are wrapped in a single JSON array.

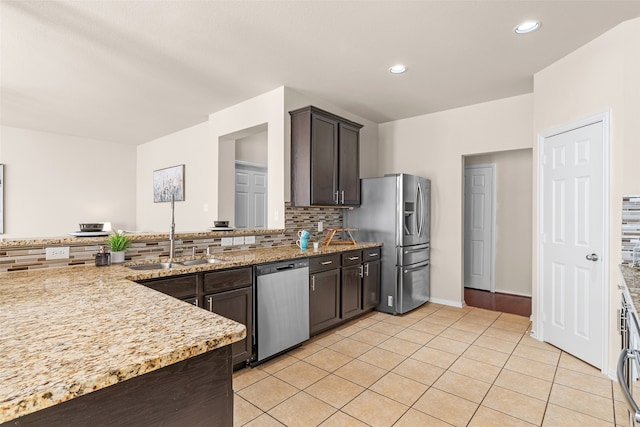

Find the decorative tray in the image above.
[{"left": 69, "top": 231, "right": 110, "bottom": 237}]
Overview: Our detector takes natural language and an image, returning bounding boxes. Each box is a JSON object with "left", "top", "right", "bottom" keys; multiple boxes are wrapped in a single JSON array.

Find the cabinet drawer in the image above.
[
  {"left": 341, "top": 250, "right": 362, "bottom": 267},
  {"left": 142, "top": 274, "right": 198, "bottom": 299},
  {"left": 363, "top": 247, "right": 381, "bottom": 261},
  {"left": 309, "top": 254, "right": 341, "bottom": 273},
  {"left": 203, "top": 267, "right": 252, "bottom": 293}
]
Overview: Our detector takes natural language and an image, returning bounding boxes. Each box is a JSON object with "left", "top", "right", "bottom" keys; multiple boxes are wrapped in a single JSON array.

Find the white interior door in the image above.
[
  {"left": 235, "top": 162, "right": 267, "bottom": 229},
  {"left": 464, "top": 165, "right": 495, "bottom": 292},
  {"left": 540, "top": 120, "right": 606, "bottom": 369}
]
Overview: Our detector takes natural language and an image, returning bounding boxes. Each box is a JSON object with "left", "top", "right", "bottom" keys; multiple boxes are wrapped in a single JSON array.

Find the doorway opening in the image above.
[{"left": 463, "top": 149, "right": 533, "bottom": 317}]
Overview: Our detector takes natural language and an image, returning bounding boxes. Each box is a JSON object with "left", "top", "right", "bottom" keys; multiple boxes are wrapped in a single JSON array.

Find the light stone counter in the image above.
[{"left": 0, "top": 242, "right": 381, "bottom": 423}]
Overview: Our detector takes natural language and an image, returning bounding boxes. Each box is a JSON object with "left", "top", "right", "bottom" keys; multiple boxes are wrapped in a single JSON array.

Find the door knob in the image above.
[{"left": 586, "top": 253, "right": 599, "bottom": 261}]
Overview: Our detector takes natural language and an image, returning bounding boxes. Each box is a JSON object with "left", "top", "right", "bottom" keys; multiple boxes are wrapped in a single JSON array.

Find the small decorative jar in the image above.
[{"left": 95, "top": 245, "right": 111, "bottom": 267}]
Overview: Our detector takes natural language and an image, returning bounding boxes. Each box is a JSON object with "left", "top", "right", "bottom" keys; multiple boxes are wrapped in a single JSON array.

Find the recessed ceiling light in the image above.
[
  {"left": 515, "top": 20, "right": 541, "bottom": 34},
  {"left": 389, "top": 64, "right": 407, "bottom": 74}
]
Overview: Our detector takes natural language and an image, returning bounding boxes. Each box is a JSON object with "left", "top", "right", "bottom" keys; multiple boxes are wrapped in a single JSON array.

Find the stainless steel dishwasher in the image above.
[{"left": 254, "top": 259, "right": 310, "bottom": 363}]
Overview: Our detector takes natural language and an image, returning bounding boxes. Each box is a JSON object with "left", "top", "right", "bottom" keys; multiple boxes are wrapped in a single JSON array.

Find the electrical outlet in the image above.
[
  {"left": 221, "top": 237, "right": 233, "bottom": 246},
  {"left": 46, "top": 246, "right": 70, "bottom": 260},
  {"left": 245, "top": 235, "right": 255, "bottom": 244},
  {"left": 233, "top": 236, "right": 244, "bottom": 245},
  {"left": 318, "top": 221, "right": 323, "bottom": 232}
]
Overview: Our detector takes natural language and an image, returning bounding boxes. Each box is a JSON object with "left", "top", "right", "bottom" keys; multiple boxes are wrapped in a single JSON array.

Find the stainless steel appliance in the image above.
[
  {"left": 254, "top": 259, "right": 310, "bottom": 363},
  {"left": 618, "top": 283, "right": 640, "bottom": 426},
  {"left": 345, "top": 173, "right": 430, "bottom": 314}
]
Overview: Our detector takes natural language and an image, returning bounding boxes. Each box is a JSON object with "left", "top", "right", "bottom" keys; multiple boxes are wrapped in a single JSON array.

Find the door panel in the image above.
[
  {"left": 464, "top": 166, "right": 494, "bottom": 291},
  {"left": 311, "top": 114, "right": 338, "bottom": 205},
  {"left": 541, "top": 121, "right": 604, "bottom": 369},
  {"left": 235, "top": 163, "right": 267, "bottom": 229},
  {"left": 338, "top": 124, "right": 360, "bottom": 205}
]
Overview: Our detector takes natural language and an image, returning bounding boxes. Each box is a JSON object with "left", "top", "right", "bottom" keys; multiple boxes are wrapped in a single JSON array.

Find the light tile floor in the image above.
[{"left": 233, "top": 303, "right": 627, "bottom": 426}]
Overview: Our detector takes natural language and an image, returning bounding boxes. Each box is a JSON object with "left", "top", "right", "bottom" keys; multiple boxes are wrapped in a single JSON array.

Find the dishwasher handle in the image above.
[
  {"left": 276, "top": 264, "right": 295, "bottom": 271},
  {"left": 617, "top": 348, "right": 640, "bottom": 423}
]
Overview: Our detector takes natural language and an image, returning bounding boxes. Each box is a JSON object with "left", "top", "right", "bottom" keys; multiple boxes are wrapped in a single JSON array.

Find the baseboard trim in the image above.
[
  {"left": 493, "top": 288, "right": 533, "bottom": 298},
  {"left": 429, "top": 297, "right": 464, "bottom": 308}
]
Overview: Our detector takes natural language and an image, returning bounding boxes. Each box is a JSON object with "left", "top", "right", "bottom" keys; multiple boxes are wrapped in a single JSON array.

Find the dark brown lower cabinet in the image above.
[
  {"left": 341, "top": 264, "right": 362, "bottom": 320},
  {"left": 362, "top": 259, "right": 381, "bottom": 310},
  {"left": 4, "top": 346, "right": 233, "bottom": 427},
  {"left": 203, "top": 267, "right": 253, "bottom": 369},
  {"left": 204, "top": 287, "right": 252, "bottom": 367},
  {"left": 309, "top": 268, "right": 341, "bottom": 335},
  {"left": 138, "top": 267, "right": 253, "bottom": 370}
]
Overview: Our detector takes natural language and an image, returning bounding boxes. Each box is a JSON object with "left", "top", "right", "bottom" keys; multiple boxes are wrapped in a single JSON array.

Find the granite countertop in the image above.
[
  {"left": 0, "top": 242, "right": 381, "bottom": 422},
  {"left": 621, "top": 264, "right": 640, "bottom": 310}
]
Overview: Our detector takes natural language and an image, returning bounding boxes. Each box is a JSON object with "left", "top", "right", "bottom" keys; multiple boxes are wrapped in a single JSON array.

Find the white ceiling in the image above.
[{"left": 2, "top": 1, "right": 640, "bottom": 145}]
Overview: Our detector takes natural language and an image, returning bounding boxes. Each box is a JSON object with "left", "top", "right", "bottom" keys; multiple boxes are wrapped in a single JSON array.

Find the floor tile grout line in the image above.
[{"left": 235, "top": 304, "right": 616, "bottom": 427}]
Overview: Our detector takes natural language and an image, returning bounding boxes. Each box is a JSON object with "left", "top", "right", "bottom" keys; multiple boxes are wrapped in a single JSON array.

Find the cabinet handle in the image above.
[
  {"left": 341, "top": 190, "right": 345, "bottom": 204},
  {"left": 359, "top": 265, "right": 364, "bottom": 278},
  {"left": 365, "top": 263, "right": 369, "bottom": 277},
  {"left": 208, "top": 297, "right": 213, "bottom": 312},
  {"left": 321, "top": 260, "right": 333, "bottom": 265},
  {"left": 334, "top": 191, "right": 339, "bottom": 205},
  {"left": 368, "top": 253, "right": 378, "bottom": 257},
  {"left": 348, "top": 256, "right": 360, "bottom": 261},
  {"left": 311, "top": 276, "right": 315, "bottom": 291}
]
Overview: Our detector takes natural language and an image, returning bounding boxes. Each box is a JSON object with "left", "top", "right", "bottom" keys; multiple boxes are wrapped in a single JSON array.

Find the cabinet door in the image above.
[
  {"left": 362, "top": 260, "right": 381, "bottom": 310},
  {"left": 338, "top": 123, "right": 360, "bottom": 206},
  {"left": 309, "top": 269, "right": 340, "bottom": 335},
  {"left": 310, "top": 113, "right": 339, "bottom": 205},
  {"left": 205, "top": 287, "right": 253, "bottom": 367},
  {"left": 341, "top": 264, "right": 362, "bottom": 320}
]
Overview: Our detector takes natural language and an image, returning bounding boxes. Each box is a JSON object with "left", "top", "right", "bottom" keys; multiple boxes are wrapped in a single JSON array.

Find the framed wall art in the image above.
[{"left": 153, "top": 164, "right": 185, "bottom": 203}]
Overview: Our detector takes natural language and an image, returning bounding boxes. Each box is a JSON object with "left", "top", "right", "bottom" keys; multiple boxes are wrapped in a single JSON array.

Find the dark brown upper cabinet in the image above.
[{"left": 290, "top": 106, "right": 363, "bottom": 207}]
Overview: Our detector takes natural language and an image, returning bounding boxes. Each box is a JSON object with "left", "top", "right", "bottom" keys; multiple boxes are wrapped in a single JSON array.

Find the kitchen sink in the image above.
[
  {"left": 128, "top": 262, "right": 183, "bottom": 270},
  {"left": 179, "top": 258, "right": 223, "bottom": 266}
]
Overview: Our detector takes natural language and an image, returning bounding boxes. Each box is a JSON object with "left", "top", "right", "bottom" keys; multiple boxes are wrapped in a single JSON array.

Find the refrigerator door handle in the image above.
[
  {"left": 416, "top": 181, "right": 424, "bottom": 237},
  {"left": 404, "top": 261, "right": 430, "bottom": 273}
]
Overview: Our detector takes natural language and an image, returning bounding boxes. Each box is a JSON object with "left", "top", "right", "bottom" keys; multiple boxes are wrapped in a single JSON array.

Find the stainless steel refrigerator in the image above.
[{"left": 344, "top": 173, "right": 430, "bottom": 314}]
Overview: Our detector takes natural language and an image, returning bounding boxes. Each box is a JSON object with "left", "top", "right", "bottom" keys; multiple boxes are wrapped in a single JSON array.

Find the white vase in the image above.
[{"left": 111, "top": 251, "right": 125, "bottom": 264}]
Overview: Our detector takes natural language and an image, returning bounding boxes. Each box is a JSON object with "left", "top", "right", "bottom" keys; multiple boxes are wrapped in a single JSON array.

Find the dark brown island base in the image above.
[{"left": 1, "top": 346, "right": 232, "bottom": 427}]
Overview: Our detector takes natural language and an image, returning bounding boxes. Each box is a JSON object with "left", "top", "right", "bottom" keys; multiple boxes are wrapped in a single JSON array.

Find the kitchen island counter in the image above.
[
  {"left": 0, "top": 265, "right": 246, "bottom": 424},
  {"left": 0, "top": 242, "right": 381, "bottom": 424}
]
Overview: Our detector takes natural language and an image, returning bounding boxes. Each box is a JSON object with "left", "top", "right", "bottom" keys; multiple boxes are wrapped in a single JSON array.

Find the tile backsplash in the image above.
[
  {"left": 0, "top": 204, "right": 345, "bottom": 272},
  {"left": 622, "top": 195, "right": 640, "bottom": 265}
]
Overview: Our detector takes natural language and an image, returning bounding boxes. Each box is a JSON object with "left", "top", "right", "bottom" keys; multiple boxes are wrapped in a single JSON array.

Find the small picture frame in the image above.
[{"left": 153, "top": 164, "right": 185, "bottom": 203}]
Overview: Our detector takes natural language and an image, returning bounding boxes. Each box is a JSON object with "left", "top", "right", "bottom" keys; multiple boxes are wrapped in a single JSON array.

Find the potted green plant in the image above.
[
  {"left": 310, "top": 231, "right": 324, "bottom": 251},
  {"left": 108, "top": 232, "right": 132, "bottom": 263}
]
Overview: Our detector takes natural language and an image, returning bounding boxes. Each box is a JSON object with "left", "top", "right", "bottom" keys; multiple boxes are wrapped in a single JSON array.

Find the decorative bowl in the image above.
[
  {"left": 79, "top": 223, "right": 104, "bottom": 232},
  {"left": 214, "top": 221, "right": 229, "bottom": 228}
]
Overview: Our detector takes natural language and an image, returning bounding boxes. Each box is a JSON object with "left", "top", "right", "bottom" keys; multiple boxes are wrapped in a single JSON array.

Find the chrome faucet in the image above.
[{"left": 169, "top": 194, "right": 176, "bottom": 260}]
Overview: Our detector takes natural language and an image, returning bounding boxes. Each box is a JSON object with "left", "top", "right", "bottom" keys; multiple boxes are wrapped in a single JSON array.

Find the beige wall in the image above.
[
  {"left": 533, "top": 17, "right": 640, "bottom": 375},
  {"left": 0, "top": 126, "right": 137, "bottom": 238},
  {"left": 378, "top": 94, "right": 533, "bottom": 306},
  {"left": 236, "top": 131, "right": 268, "bottom": 165},
  {"left": 136, "top": 121, "right": 210, "bottom": 232},
  {"left": 136, "top": 86, "right": 378, "bottom": 233},
  {"left": 465, "top": 149, "right": 533, "bottom": 297}
]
